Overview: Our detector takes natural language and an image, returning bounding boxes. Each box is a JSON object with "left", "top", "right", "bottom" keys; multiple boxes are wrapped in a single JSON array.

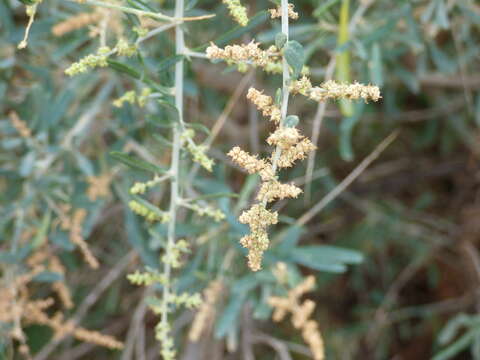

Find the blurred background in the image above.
[{"left": 1, "top": 0, "right": 480, "bottom": 359}]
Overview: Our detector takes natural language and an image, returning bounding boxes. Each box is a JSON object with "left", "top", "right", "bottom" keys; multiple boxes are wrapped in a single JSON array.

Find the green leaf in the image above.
[
  {"left": 275, "top": 33, "right": 287, "bottom": 49},
  {"left": 289, "top": 245, "right": 363, "bottom": 273},
  {"left": 370, "top": 43, "right": 383, "bottom": 86},
  {"left": 158, "top": 55, "right": 184, "bottom": 74},
  {"left": 33, "top": 271, "right": 64, "bottom": 283},
  {"left": 284, "top": 40, "right": 305, "bottom": 79},
  {"left": 284, "top": 115, "right": 299, "bottom": 128},
  {"left": 187, "top": 192, "right": 238, "bottom": 202},
  {"left": 110, "top": 151, "right": 167, "bottom": 174},
  {"left": 196, "top": 11, "right": 269, "bottom": 51},
  {"left": 313, "top": 0, "right": 341, "bottom": 18},
  {"left": 131, "top": 195, "right": 167, "bottom": 218},
  {"left": 108, "top": 60, "right": 170, "bottom": 95},
  {"left": 215, "top": 293, "right": 246, "bottom": 339},
  {"left": 186, "top": 122, "right": 211, "bottom": 136},
  {"left": 433, "top": 329, "right": 480, "bottom": 360}
]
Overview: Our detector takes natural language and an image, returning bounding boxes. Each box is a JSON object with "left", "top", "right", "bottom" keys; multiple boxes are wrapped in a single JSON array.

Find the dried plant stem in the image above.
[
  {"left": 263, "top": 0, "right": 290, "bottom": 207},
  {"left": 297, "top": 130, "right": 399, "bottom": 226}
]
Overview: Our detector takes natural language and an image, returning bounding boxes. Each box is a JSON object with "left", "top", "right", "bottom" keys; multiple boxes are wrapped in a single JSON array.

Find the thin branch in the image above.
[{"left": 297, "top": 130, "right": 399, "bottom": 226}]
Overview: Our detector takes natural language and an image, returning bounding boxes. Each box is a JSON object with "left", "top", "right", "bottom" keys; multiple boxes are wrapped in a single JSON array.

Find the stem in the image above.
[
  {"left": 161, "top": 0, "right": 184, "bottom": 330},
  {"left": 263, "top": 0, "right": 290, "bottom": 207}
]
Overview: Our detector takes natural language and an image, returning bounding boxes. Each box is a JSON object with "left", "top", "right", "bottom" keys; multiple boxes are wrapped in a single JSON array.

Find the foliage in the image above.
[{"left": 1, "top": 0, "right": 480, "bottom": 359}]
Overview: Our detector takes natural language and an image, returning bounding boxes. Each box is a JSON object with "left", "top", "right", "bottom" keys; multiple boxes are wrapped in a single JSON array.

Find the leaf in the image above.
[
  {"left": 131, "top": 195, "right": 166, "bottom": 218},
  {"left": 276, "top": 225, "right": 305, "bottom": 254},
  {"left": 110, "top": 151, "right": 167, "bottom": 174},
  {"left": 158, "top": 55, "right": 184, "bottom": 74},
  {"left": 433, "top": 329, "right": 480, "bottom": 360},
  {"left": 185, "top": 122, "right": 211, "bottom": 136},
  {"left": 196, "top": 11, "right": 269, "bottom": 51},
  {"left": 275, "top": 33, "right": 287, "bottom": 49},
  {"left": 438, "top": 314, "right": 478, "bottom": 345},
  {"left": 20, "top": 151, "right": 36, "bottom": 177},
  {"left": 370, "top": 43, "right": 383, "bottom": 86},
  {"left": 429, "top": 43, "right": 456, "bottom": 74},
  {"left": 187, "top": 192, "right": 239, "bottom": 202},
  {"left": 33, "top": 271, "right": 64, "bottom": 283},
  {"left": 289, "top": 245, "right": 363, "bottom": 273},
  {"left": 108, "top": 60, "right": 170, "bottom": 95},
  {"left": 284, "top": 40, "right": 305, "bottom": 79},
  {"left": 313, "top": 0, "right": 341, "bottom": 18},
  {"left": 435, "top": 0, "right": 450, "bottom": 29},
  {"left": 215, "top": 293, "right": 246, "bottom": 339}
]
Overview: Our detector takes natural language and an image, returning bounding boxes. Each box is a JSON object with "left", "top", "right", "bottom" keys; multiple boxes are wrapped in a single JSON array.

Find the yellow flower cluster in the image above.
[
  {"left": 187, "top": 203, "right": 225, "bottom": 222},
  {"left": 113, "top": 88, "right": 152, "bottom": 108},
  {"left": 257, "top": 181, "right": 301, "bottom": 203},
  {"left": 268, "top": 275, "right": 325, "bottom": 360},
  {"left": 290, "top": 76, "right": 381, "bottom": 103},
  {"left": 189, "top": 280, "right": 224, "bottom": 341},
  {"left": 65, "top": 46, "right": 111, "bottom": 76},
  {"left": 237, "top": 204, "right": 278, "bottom": 271},
  {"left": 222, "top": 0, "right": 249, "bottom": 26},
  {"left": 269, "top": 3, "right": 299, "bottom": 20},
  {"left": 228, "top": 87, "right": 316, "bottom": 271},
  {"left": 228, "top": 146, "right": 274, "bottom": 181},
  {"left": 128, "top": 200, "right": 170, "bottom": 223},
  {"left": 181, "top": 129, "right": 214, "bottom": 172},
  {"left": 206, "top": 41, "right": 280, "bottom": 73},
  {"left": 246, "top": 88, "right": 281, "bottom": 123}
]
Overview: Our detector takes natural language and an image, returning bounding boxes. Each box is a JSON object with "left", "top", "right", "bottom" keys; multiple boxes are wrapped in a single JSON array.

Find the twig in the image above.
[{"left": 297, "top": 130, "right": 399, "bottom": 226}]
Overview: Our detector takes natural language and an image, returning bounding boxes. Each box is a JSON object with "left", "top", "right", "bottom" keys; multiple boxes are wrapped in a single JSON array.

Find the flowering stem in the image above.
[
  {"left": 161, "top": 0, "right": 184, "bottom": 334},
  {"left": 263, "top": 0, "right": 290, "bottom": 206}
]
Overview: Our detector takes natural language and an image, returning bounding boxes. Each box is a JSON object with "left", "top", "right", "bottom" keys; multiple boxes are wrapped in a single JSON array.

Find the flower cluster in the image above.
[
  {"left": 290, "top": 77, "right": 381, "bottom": 103},
  {"left": 65, "top": 39, "right": 137, "bottom": 76},
  {"left": 9, "top": 111, "right": 31, "bottom": 138},
  {"left": 237, "top": 204, "right": 278, "bottom": 271},
  {"left": 228, "top": 86, "right": 316, "bottom": 271},
  {"left": 206, "top": 41, "right": 280, "bottom": 73},
  {"left": 161, "top": 239, "right": 190, "bottom": 269},
  {"left": 189, "top": 280, "right": 224, "bottom": 341},
  {"left": 222, "top": 0, "right": 249, "bottom": 26},
  {"left": 0, "top": 246, "right": 123, "bottom": 357},
  {"left": 181, "top": 129, "right": 214, "bottom": 172},
  {"left": 64, "top": 209, "right": 99, "bottom": 269},
  {"left": 86, "top": 173, "right": 111, "bottom": 201},
  {"left": 127, "top": 268, "right": 167, "bottom": 286},
  {"left": 268, "top": 274, "right": 325, "bottom": 360},
  {"left": 269, "top": 3, "right": 299, "bottom": 20},
  {"left": 246, "top": 88, "right": 281, "bottom": 123},
  {"left": 128, "top": 200, "right": 170, "bottom": 223},
  {"left": 65, "top": 46, "right": 111, "bottom": 76},
  {"left": 185, "top": 203, "right": 226, "bottom": 222}
]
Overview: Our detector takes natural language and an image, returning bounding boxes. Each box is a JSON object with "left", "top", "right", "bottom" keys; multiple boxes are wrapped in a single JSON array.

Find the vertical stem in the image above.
[
  {"left": 264, "top": 0, "right": 290, "bottom": 205},
  {"left": 280, "top": 0, "right": 290, "bottom": 124},
  {"left": 162, "top": 0, "right": 184, "bottom": 327}
]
